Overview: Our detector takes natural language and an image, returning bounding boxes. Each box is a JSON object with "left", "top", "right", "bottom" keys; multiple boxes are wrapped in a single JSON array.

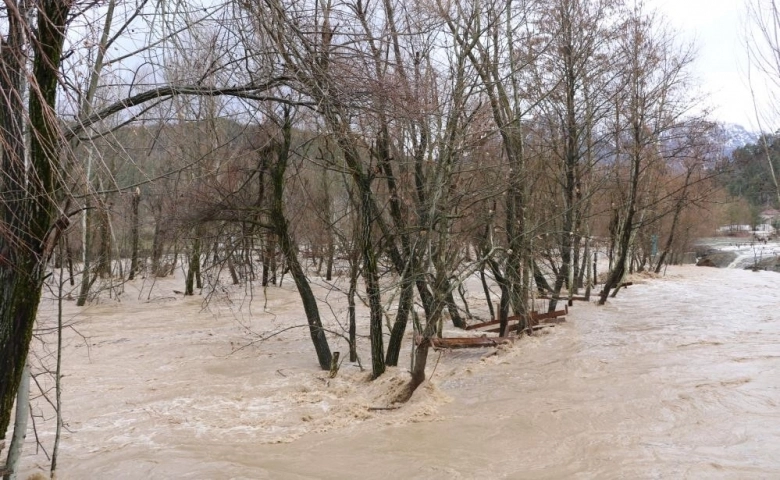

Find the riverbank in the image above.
[{"left": 695, "top": 237, "right": 780, "bottom": 270}]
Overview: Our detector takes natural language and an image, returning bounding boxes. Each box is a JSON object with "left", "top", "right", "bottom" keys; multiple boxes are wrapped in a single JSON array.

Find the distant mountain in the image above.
[{"left": 715, "top": 123, "right": 760, "bottom": 156}]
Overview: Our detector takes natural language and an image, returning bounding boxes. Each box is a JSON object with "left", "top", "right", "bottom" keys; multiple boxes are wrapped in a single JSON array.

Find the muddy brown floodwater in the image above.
[{"left": 16, "top": 265, "right": 780, "bottom": 479}]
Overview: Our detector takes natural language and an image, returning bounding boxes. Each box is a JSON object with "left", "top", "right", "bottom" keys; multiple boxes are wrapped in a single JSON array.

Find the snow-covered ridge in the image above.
[{"left": 715, "top": 122, "right": 760, "bottom": 156}]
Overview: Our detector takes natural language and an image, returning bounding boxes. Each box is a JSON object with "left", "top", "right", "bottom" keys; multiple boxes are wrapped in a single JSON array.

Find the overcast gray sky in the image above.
[{"left": 650, "top": 0, "right": 768, "bottom": 130}]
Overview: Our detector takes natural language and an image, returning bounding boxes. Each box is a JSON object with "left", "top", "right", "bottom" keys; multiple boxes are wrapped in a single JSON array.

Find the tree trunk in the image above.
[
  {"left": 385, "top": 267, "right": 414, "bottom": 366},
  {"left": 496, "top": 275, "right": 511, "bottom": 337},
  {"left": 76, "top": 201, "right": 93, "bottom": 306},
  {"left": 457, "top": 282, "right": 472, "bottom": 319},
  {"left": 577, "top": 236, "right": 589, "bottom": 290},
  {"left": 584, "top": 251, "right": 594, "bottom": 301},
  {"left": 655, "top": 169, "right": 693, "bottom": 273},
  {"left": 227, "top": 256, "right": 240, "bottom": 285},
  {"left": 480, "top": 264, "right": 496, "bottom": 320},
  {"left": 151, "top": 210, "right": 166, "bottom": 277},
  {"left": 408, "top": 341, "right": 430, "bottom": 400},
  {"left": 404, "top": 305, "right": 441, "bottom": 401},
  {"left": 185, "top": 234, "right": 201, "bottom": 296},
  {"left": 444, "top": 277, "right": 466, "bottom": 329},
  {"left": 600, "top": 159, "right": 640, "bottom": 303},
  {"left": 65, "top": 235, "right": 75, "bottom": 286},
  {"left": 96, "top": 199, "right": 112, "bottom": 279},
  {"left": 0, "top": 0, "right": 71, "bottom": 446},
  {"left": 261, "top": 235, "right": 270, "bottom": 287},
  {"left": 572, "top": 235, "right": 582, "bottom": 292},
  {"left": 347, "top": 256, "right": 359, "bottom": 362},
  {"left": 325, "top": 236, "right": 335, "bottom": 281},
  {"left": 271, "top": 115, "right": 332, "bottom": 370},
  {"left": 532, "top": 259, "right": 552, "bottom": 295},
  {"left": 243, "top": 234, "right": 254, "bottom": 282},
  {"left": 264, "top": 233, "right": 277, "bottom": 286},
  {"left": 600, "top": 214, "right": 633, "bottom": 304},
  {"left": 359, "top": 185, "right": 385, "bottom": 379},
  {"left": 128, "top": 188, "right": 141, "bottom": 280},
  {"left": 486, "top": 256, "right": 514, "bottom": 337},
  {"left": 3, "top": 361, "right": 29, "bottom": 480}
]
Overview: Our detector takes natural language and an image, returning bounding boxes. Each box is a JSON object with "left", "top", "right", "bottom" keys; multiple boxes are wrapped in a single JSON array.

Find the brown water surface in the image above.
[{"left": 17, "top": 266, "right": 780, "bottom": 479}]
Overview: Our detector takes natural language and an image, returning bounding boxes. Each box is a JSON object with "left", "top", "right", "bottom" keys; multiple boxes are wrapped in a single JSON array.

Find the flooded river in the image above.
[
  {"left": 17, "top": 266, "right": 780, "bottom": 478},
  {"left": 239, "top": 266, "right": 780, "bottom": 479}
]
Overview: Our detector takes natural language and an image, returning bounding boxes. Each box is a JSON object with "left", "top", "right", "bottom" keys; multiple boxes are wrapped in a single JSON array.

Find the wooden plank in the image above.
[
  {"left": 484, "top": 325, "right": 505, "bottom": 334},
  {"left": 528, "top": 306, "right": 568, "bottom": 325},
  {"left": 467, "top": 307, "right": 567, "bottom": 330},
  {"left": 485, "top": 324, "right": 520, "bottom": 334},
  {"left": 531, "top": 324, "right": 556, "bottom": 331},
  {"left": 464, "top": 314, "right": 525, "bottom": 330},
  {"left": 485, "top": 323, "right": 520, "bottom": 334},
  {"left": 540, "top": 295, "right": 589, "bottom": 301},
  {"left": 415, "top": 335, "right": 515, "bottom": 349},
  {"left": 472, "top": 319, "right": 524, "bottom": 334},
  {"left": 540, "top": 317, "right": 566, "bottom": 325},
  {"left": 485, "top": 323, "right": 557, "bottom": 334},
  {"left": 465, "top": 305, "right": 568, "bottom": 331},
  {"left": 464, "top": 319, "right": 500, "bottom": 330},
  {"left": 531, "top": 310, "right": 566, "bottom": 321},
  {"left": 432, "top": 337, "right": 515, "bottom": 349}
]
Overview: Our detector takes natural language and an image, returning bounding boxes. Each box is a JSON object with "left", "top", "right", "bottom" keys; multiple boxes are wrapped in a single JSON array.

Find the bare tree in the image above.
[
  {"left": 530, "top": 0, "right": 619, "bottom": 309},
  {"left": 0, "top": 0, "right": 73, "bottom": 451},
  {"left": 0, "top": 0, "right": 299, "bottom": 458},
  {"left": 599, "top": 5, "right": 698, "bottom": 303},
  {"left": 437, "top": 0, "right": 544, "bottom": 329},
  {"left": 746, "top": 0, "right": 780, "bottom": 207}
]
